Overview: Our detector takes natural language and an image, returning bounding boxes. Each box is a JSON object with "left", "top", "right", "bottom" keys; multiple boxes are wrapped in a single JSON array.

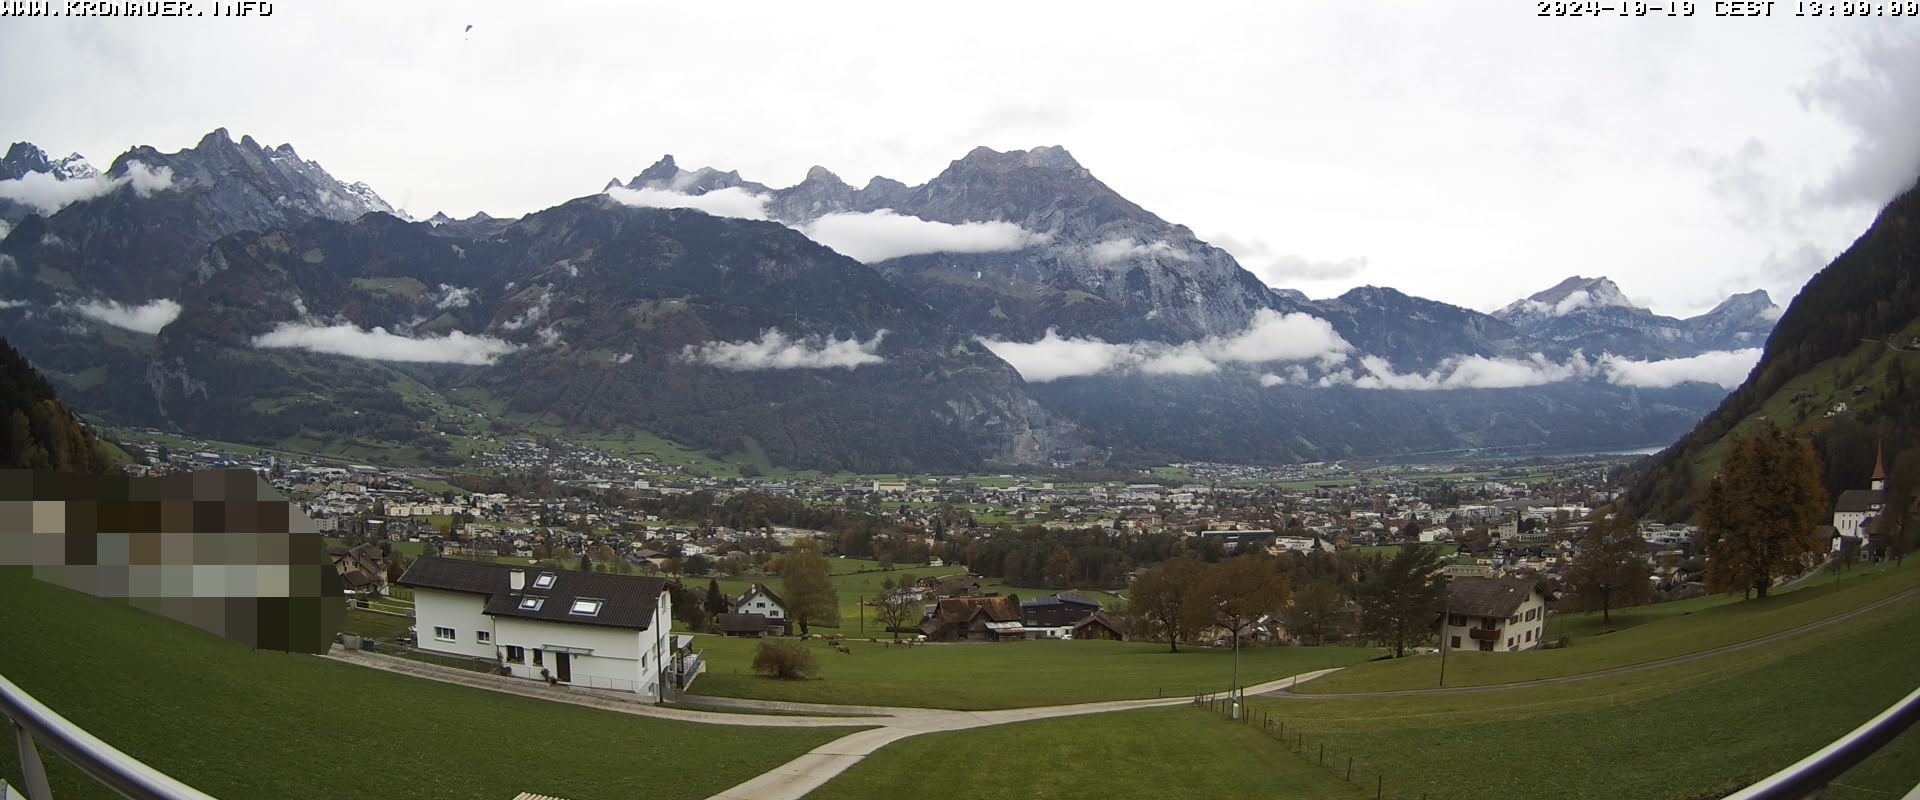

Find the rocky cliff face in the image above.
[{"left": 0, "top": 128, "right": 404, "bottom": 305}]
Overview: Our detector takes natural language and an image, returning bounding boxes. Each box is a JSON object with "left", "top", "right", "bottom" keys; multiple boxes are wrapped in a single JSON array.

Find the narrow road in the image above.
[
  {"left": 1263, "top": 583, "right": 1920, "bottom": 700},
  {"left": 325, "top": 644, "right": 1337, "bottom": 800}
]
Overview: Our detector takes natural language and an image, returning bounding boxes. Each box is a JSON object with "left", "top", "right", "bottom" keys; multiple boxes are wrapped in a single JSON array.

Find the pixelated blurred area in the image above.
[{"left": 0, "top": 468, "right": 347, "bottom": 654}]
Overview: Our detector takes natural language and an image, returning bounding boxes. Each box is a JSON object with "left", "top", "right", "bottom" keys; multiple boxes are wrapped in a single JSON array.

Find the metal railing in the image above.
[
  {"left": 1722, "top": 685, "right": 1920, "bottom": 800},
  {"left": 1, "top": 673, "right": 217, "bottom": 800}
]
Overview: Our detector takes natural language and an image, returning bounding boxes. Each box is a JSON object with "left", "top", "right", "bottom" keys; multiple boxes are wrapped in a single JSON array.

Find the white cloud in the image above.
[
  {"left": 536, "top": 326, "right": 564, "bottom": 347},
  {"left": 0, "top": 220, "right": 10, "bottom": 241},
  {"left": 1332, "top": 352, "right": 1594, "bottom": 391},
  {"left": 1087, "top": 237, "right": 1188, "bottom": 265},
  {"left": 604, "top": 185, "right": 770, "bottom": 220},
  {"left": 0, "top": 299, "right": 28, "bottom": 310},
  {"left": 799, "top": 210, "right": 1049, "bottom": 263},
  {"left": 65, "top": 298, "right": 181, "bottom": 334},
  {"left": 499, "top": 289, "right": 550, "bottom": 330},
  {"left": 981, "top": 309, "right": 1352, "bottom": 382},
  {"left": 1209, "top": 233, "right": 1367, "bottom": 287},
  {"left": 681, "top": 328, "right": 886, "bottom": 370},
  {"left": 431, "top": 284, "right": 476, "bottom": 309},
  {"left": 615, "top": 352, "right": 634, "bottom": 364},
  {"left": 1801, "top": 32, "right": 1920, "bottom": 207},
  {"left": 1598, "top": 348, "right": 1761, "bottom": 390},
  {"left": 251, "top": 322, "right": 521, "bottom": 365},
  {"left": 0, "top": 160, "right": 173, "bottom": 215}
]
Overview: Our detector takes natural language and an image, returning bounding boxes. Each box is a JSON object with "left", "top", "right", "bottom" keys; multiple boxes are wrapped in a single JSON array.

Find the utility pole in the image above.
[
  {"left": 1438, "top": 592, "right": 1451, "bottom": 688},
  {"left": 859, "top": 595, "right": 864, "bottom": 633}
]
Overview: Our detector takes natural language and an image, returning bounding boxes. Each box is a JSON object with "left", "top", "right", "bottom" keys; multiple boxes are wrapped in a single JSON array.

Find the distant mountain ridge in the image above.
[{"left": 0, "top": 129, "right": 1797, "bottom": 470}]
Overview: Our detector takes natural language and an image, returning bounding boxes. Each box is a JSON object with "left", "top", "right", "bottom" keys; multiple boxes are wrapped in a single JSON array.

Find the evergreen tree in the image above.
[
  {"left": 706, "top": 578, "right": 729, "bottom": 616},
  {"left": 1356, "top": 544, "right": 1448, "bottom": 657},
  {"left": 1698, "top": 424, "right": 1829, "bottom": 599}
]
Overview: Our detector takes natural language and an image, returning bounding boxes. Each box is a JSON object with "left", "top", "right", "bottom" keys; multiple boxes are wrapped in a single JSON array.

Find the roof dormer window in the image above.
[
  {"left": 570, "top": 598, "right": 603, "bottom": 617},
  {"left": 519, "top": 597, "right": 545, "bottom": 611},
  {"left": 533, "top": 573, "right": 556, "bottom": 589}
]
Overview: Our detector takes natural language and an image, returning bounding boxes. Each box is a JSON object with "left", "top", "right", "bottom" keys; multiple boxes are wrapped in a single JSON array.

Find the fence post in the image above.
[
  {"left": 1346, "top": 756, "right": 1353, "bottom": 781},
  {"left": 1376, "top": 775, "right": 1383, "bottom": 800},
  {"left": 1295, "top": 731, "right": 1302, "bottom": 752},
  {"left": 1320, "top": 742, "right": 1325, "bottom": 765}
]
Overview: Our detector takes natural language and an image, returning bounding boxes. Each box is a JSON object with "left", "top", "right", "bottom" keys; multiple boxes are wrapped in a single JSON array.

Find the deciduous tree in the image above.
[
  {"left": 1562, "top": 510, "right": 1654, "bottom": 622},
  {"left": 1698, "top": 424, "right": 1829, "bottom": 599},
  {"left": 1127, "top": 555, "right": 1205, "bottom": 652},
  {"left": 1191, "top": 555, "right": 1291, "bottom": 646},
  {"left": 781, "top": 539, "right": 839, "bottom": 635},
  {"left": 1282, "top": 577, "right": 1352, "bottom": 645}
]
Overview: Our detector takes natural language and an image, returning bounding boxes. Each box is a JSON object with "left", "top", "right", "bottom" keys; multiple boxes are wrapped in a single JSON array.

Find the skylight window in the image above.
[
  {"left": 519, "top": 597, "right": 545, "bottom": 611},
  {"left": 533, "top": 573, "right": 556, "bottom": 589},
  {"left": 570, "top": 598, "right": 603, "bottom": 616}
]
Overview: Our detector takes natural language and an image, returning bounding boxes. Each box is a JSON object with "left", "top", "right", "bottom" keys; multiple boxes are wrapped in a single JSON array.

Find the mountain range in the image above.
[{"left": 0, "top": 130, "right": 1787, "bottom": 471}]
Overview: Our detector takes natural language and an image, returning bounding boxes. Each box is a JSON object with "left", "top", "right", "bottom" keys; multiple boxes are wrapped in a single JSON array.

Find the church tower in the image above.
[{"left": 1871, "top": 445, "right": 1886, "bottom": 492}]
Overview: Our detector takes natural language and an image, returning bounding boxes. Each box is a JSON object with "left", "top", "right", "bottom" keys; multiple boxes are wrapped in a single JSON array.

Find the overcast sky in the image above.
[{"left": 3, "top": 2, "right": 1917, "bottom": 317}]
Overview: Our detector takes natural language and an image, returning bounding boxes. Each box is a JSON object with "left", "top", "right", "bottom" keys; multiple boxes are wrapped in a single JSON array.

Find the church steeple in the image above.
[{"left": 1871, "top": 443, "right": 1886, "bottom": 492}]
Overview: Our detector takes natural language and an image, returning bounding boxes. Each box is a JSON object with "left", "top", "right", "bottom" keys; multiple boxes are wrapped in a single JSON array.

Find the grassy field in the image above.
[
  {"left": 0, "top": 568, "right": 857, "bottom": 800},
  {"left": 1551, "top": 559, "right": 1899, "bottom": 642},
  {"left": 810, "top": 583, "right": 1920, "bottom": 800},
  {"left": 809, "top": 706, "right": 1366, "bottom": 800},
  {"left": 709, "top": 559, "right": 957, "bottom": 628},
  {"left": 687, "top": 637, "right": 1381, "bottom": 710},
  {"left": 1303, "top": 560, "right": 1920, "bottom": 693},
  {"left": 1238, "top": 588, "right": 1920, "bottom": 799}
]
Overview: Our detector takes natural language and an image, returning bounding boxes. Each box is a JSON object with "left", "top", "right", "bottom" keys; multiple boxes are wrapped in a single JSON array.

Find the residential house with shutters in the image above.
[
  {"left": 1442, "top": 576, "right": 1551, "bottom": 653},
  {"left": 397, "top": 556, "right": 687, "bottom": 700},
  {"left": 733, "top": 583, "right": 787, "bottom": 635}
]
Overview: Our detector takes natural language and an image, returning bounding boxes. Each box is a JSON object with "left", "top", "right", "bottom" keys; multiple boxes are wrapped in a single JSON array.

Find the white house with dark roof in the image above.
[
  {"left": 1442, "top": 576, "right": 1551, "bottom": 653},
  {"left": 398, "top": 556, "right": 679, "bottom": 699}
]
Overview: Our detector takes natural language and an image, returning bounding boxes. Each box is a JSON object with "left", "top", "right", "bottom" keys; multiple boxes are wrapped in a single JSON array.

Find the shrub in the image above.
[{"left": 751, "top": 639, "right": 818, "bottom": 681}]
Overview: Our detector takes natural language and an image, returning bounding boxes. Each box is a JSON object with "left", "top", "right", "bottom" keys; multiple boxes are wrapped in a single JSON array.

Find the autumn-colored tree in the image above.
[
  {"left": 1698, "top": 424, "right": 1829, "bottom": 599},
  {"left": 1189, "top": 555, "right": 1292, "bottom": 647},
  {"left": 1355, "top": 543, "right": 1448, "bottom": 657},
  {"left": 1128, "top": 555, "right": 1205, "bottom": 653},
  {"left": 780, "top": 539, "right": 839, "bottom": 635},
  {"left": 1562, "top": 511, "right": 1653, "bottom": 622}
]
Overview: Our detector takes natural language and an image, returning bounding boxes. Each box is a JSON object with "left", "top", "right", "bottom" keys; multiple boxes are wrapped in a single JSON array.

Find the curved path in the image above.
[
  {"left": 1264, "top": 583, "right": 1920, "bottom": 700},
  {"left": 325, "top": 644, "right": 1334, "bottom": 799},
  {"left": 328, "top": 583, "right": 1920, "bottom": 799}
]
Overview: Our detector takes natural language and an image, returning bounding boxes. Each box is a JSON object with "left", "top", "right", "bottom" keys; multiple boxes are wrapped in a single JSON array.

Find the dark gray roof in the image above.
[
  {"left": 398, "top": 556, "right": 671, "bottom": 631},
  {"left": 717, "top": 613, "right": 770, "bottom": 633},
  {"left": 736, "top": 582, "right": 785, "bottom": 609},
  {"left": 1836, "top": 489, "right": 1886, "bottom": 513},
  {"left": 1447, "top": 577, "right": 1547, "bottom": 618}
]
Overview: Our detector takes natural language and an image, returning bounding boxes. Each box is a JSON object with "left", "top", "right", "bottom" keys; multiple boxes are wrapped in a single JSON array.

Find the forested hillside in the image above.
[
  {"left": 0, "top": 337, "right": 115, "bottom": 472},
  {"left": 1624, "top": 178, "right": 1920, "bottom": 521}
]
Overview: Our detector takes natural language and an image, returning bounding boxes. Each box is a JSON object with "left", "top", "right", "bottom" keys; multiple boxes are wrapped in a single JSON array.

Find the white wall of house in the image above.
[
  {"left": 741, "top": 589, "right": 784, "bottom": 619},
  {"left": 412, "top": 588, "right": 497, "bottom": 660},
  {"left": 495, "top": 616, "right": 650, "bottom": 693},
  {"left": 1441, "top": 591, "right": 1548, "bottom": 653}
]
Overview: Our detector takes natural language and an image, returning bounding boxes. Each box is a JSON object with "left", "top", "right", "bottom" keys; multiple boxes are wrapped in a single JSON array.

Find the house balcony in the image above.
[{"left": 1468, "top": 627, "right": 1502, "bottom": 642}]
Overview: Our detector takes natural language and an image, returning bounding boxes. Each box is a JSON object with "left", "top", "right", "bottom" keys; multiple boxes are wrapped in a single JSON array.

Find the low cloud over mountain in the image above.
[
  {"left": 678, "top": 328, "right": 888, "bottom": 371},
  {"left": 251, "top": 323, "right": 521, "bottom": 365},
  {"left": 0, "top": 161, "right": 173, "bottom": 215}
]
